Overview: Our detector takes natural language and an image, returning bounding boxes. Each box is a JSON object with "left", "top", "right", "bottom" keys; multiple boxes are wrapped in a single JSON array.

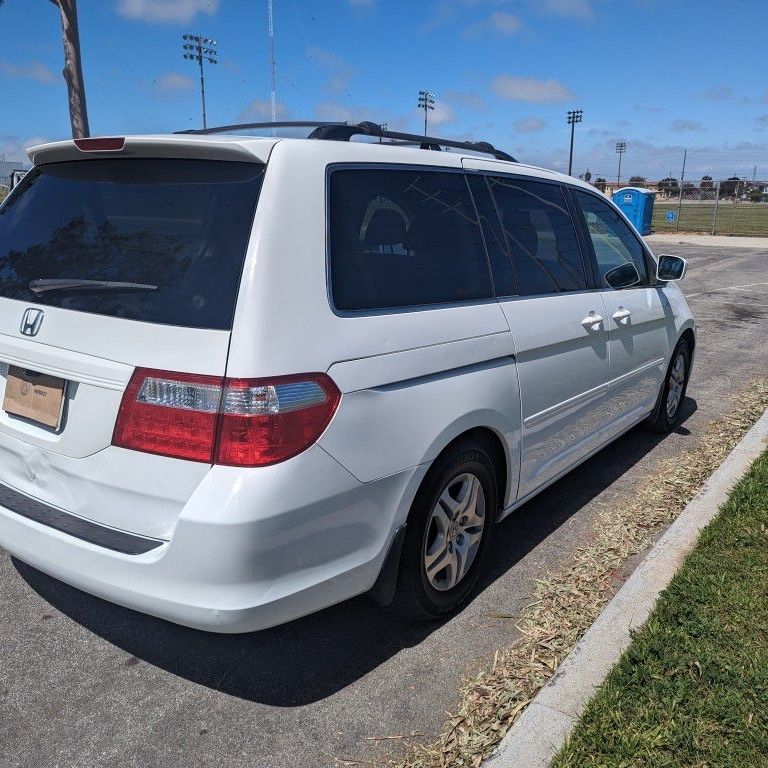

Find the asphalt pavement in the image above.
[{"left": 1, "top": 239, "right": 767, "bottom": 768}]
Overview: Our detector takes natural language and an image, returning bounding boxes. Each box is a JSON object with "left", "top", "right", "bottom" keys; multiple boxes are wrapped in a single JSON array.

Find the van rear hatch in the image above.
[{"left": 0, "top": 147, "right": 265, "bottom": 539}]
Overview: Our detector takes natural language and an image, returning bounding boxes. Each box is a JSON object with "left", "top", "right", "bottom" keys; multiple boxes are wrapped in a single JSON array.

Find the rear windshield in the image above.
[{"left": 0, "top": 158, "right": 264, "bottom": 330}]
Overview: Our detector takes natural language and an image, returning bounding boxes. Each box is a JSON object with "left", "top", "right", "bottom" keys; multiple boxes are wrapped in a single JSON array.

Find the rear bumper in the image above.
[{"left": 0, "top": 445, "right": 423, "bottom": 633}]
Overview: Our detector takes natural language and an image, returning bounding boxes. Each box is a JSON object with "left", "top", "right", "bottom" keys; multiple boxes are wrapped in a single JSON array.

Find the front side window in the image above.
[
  {"left": 573, "top": 190, "right": 649, "bottom": 287},
  {"left": 487, "top": 176, "right": 587, "bottom": 296},
  {"left": 329, "top": 168, "right": 492, "bottom": 311}
]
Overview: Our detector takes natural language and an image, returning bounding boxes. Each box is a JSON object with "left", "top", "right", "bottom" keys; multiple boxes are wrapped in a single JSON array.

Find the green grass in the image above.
[
  {"left": 553, "top": 448, "right": 768, "bottom": 768},
  {"left": 652, "top": 201, "right": 768, "bottom": 236}
]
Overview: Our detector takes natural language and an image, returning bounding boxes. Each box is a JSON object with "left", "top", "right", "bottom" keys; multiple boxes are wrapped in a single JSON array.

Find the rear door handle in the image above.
[
  {"left": 580, "top": 312, "right": 604, "bottom": 330},
  {"left": 612, "top": 307, "right": 632, "bottom": 323}
]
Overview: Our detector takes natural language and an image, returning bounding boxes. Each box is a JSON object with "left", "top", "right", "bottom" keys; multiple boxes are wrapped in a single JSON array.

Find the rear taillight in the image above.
[{"left": 112, "top": 369, "right": 340, "bottom": 467}]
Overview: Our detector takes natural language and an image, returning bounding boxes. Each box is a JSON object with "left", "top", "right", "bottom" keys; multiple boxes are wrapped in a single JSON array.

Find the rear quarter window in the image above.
[
  {"left": 329, "top": 168, "right": 493, "bottom": 311},
  {"left": 0, "top": 159, "right": 264, "bottom": 330}
]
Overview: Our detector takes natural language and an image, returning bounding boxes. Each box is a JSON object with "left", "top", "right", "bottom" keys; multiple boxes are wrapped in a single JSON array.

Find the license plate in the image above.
[{"left": 3, "top": 365, "right": 67, "bottom": 430}]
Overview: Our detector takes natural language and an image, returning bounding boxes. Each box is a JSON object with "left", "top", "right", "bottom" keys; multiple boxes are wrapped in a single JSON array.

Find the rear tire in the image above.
[
  {"left": 389, "top": 439, "right": 498, "bottom": 622},
  {"left": 647, "top": 340, "right": 691, "bottom": 433}
]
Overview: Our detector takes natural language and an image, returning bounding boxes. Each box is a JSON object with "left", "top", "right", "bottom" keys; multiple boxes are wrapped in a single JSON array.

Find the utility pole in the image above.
[
  {"left": 418, "top": 90, "right": 435, "bottom": 136},
  {"left": 566, "top": 109, "right": 583, "bottom": 176},
  {"left": 615, "top": 141, "right": 626, "bottom": 186},
  {"left": 49, "top": 0, "right": 90, "bottom": 138},
  {"left": 268, "top": 0, "right": 276, "bottom": 132},
  {"left": 675, "top": 148, "right": 687, "bottom": 233},
  {"left": 182, "top": 34, "right": 218, "bottom": 130}
]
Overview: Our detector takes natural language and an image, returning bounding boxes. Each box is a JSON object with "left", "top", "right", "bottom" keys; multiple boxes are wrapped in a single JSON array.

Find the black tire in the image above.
[
  {"left": 389, "top": 438, "right": 498, "bottom": 622},
  {"left": 647, "top": 339, "right": 691, "bottom": 433}
]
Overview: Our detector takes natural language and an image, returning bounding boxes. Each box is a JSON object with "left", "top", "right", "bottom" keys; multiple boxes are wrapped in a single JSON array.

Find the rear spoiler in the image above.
[{"left": 27, "top": 135, "right": 276, "bottom": 166}]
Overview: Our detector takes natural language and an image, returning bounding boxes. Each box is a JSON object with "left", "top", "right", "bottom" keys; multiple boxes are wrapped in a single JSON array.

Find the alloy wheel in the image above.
[{"left": 423, "top": 472, "right": 486, "bottom": 592}]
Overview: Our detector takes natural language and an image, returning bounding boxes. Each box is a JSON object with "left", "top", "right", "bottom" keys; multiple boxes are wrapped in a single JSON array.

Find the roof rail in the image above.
[
  {"left": 308, "top": 121, "right": 516, "bottom": 162},
  {"left": 174, "top": 121, "right": 346, "bottom": 135},
  {"left": 174, "top": 120, "right": 517, "bottom": 162}
]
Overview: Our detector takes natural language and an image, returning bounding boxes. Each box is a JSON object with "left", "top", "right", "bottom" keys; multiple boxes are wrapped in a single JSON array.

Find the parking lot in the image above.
[{"left": 1, "top": 239, "right": 767, "bottom": 768}]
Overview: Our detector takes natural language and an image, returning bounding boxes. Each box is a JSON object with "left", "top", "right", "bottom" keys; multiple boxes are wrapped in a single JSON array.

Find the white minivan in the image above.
[{"left": 0, "top": 123, "right": 694, "bottom": 632}]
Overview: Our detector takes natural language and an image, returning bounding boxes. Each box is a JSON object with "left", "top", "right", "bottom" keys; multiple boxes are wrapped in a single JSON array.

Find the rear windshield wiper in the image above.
[{"left": 29, "top": 278, "right": 158, "bottom": 295}]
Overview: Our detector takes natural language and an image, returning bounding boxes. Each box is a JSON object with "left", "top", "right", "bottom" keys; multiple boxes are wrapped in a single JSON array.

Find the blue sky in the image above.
[{"left": 1, "top": 0, "right": 767, "bottom": 179}]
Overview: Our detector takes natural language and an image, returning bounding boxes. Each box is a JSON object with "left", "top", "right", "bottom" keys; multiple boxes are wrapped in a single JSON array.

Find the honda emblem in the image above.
[{"left": 20, "top": 308, "right": 44, "bottom": 337}]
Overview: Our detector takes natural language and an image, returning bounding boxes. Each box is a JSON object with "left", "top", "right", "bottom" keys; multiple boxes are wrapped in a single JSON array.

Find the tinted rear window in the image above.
[
  {"left": 487, "top": 176, "right": 587, "bottom": 295},
  {"left": 0, "top": 159, "right": 263, "bottom": 329},
  {"left": 329, "top": 168, "right": 492, "bottom": 311}
]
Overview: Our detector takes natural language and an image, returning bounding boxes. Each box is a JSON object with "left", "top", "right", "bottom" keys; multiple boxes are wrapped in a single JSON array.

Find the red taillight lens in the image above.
[
  {"left": 112, "top": 369, "right": 341, "bottom": 467},
  {"left": 113, "top": 369, "right": 223, "bottom": 462},
  {"left": 74, "top": 137, "right": 126, "bottom": 152},
  {"left": 215, "top": 374, "right": 341, "bottom": 466}
]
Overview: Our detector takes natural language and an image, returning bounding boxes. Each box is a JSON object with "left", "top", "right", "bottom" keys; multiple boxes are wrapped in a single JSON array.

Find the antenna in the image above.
[{"left": 268, "top": 0, "right": 276, "bottom": 134}]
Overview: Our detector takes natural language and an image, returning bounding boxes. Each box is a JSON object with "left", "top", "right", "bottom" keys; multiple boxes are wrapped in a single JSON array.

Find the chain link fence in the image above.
[{"left": 599, "top": 179, "right": 768, "bottom": 236}]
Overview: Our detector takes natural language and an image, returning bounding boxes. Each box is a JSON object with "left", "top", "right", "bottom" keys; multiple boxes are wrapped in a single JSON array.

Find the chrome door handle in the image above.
[
  {"left": 612, "top": 307, "right": 632, "bottom": 323},
  {"left": 581, "top": 312, "right": 604, "bottom": 330}
]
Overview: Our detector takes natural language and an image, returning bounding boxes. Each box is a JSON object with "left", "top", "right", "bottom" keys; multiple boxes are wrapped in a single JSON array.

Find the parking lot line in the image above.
[{"left": 686, "top": 280, "right": 768, "bottom": 299}]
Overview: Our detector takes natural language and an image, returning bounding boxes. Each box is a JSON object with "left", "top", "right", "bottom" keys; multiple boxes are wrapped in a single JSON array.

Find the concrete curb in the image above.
[
  {"left": 484, "top": 407, "right": 768, "bottom": 768},
  {"left": 645, "top": 234, "right": 768, "bottom": 249}
]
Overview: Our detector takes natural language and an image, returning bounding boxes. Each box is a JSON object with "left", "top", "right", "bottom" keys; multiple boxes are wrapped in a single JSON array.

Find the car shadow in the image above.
[{"left": 15, "top": 396, "right": 697, "bottom": 707}]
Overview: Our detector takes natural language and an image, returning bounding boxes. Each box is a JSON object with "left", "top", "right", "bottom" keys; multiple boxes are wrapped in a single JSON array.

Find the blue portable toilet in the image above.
[{"left": 612, "top": 187, "right": 655, "bottom": 235}]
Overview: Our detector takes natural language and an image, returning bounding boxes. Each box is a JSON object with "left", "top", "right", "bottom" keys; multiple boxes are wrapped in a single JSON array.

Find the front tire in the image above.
[
  {"left": 389, "top": 439, "right": 498, "bottom": 622},
  {"left": 648, "top": 340, "right": 691, "bottom": 433}
]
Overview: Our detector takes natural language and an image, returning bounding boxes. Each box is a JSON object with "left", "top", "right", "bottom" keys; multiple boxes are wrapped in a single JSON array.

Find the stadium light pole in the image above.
[
  {"left": 566, "top": 109, "right": 583, "bottom": 176},
  {"left": 418, "top": 90, "right": 435, "bottom": 136},
  {"left": 615, "top": 141, "right": 627, "bottom": 186},
  {"left": 182, "top": 34, "right": 218, "bottom": 130}
]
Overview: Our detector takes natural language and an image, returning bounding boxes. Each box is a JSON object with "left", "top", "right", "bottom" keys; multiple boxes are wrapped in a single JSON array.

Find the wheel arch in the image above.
[{"left": 368, "top": 424, "right": 512, "bottom": 607}]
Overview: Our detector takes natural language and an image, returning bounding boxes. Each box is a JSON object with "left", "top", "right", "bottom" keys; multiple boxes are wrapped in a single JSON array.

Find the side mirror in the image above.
[
  {"left": 604, "top": 262, "right": 641, "bottom": 289},
  {"left": 656, "top": 254, "right": 687, "bottom": 281}
]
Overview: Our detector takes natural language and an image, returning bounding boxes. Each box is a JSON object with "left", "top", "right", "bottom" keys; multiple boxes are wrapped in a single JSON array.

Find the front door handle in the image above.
[
  {"left": 581, "top": 312, "right": 604, "bottom": 330},
  {"left": 612, "top": 307, "right": 632, "bottom": 323}
]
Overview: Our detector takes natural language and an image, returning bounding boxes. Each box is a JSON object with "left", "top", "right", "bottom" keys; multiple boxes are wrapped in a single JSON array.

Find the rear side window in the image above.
[
  {"left": 488, "top": 176, "right": 587, "bottom": 295},
  {"left": 329, "top": 168, "right": 493, "bottom": 311},
  {"left": 0, "top": 159, "right": 264, "bottom": 330},
  {"left": 572, "top": 190, "right": 649, "bottom": 286}
]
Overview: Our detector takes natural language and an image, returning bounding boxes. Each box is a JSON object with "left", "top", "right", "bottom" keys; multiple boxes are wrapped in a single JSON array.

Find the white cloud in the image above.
[
  {"left": 0, "top": 60, "right": 57, "bottom": 85},
  {"left": 540, "top": 0, "right": 593, "bottom": 20},
  {"left": 314, "top": 101, "right": 358, "bottom": 123},
  {"left": 0, "top": 135, "right": 50, "bottom": 162},
  {"left": 429, "top": 101, "right": 456, "bottom": 127},
  {"left": 762, "top": 92, "right": 768, "bottom": 105},
  {"left": 703, "top": 85, "right": 733, "bottom": 101},
  {"left": 153, "top": 71, "right": 194, "bottom": 95},
  {"left": 115, "top": 0, "right": 220, "bottom": 24},
  {"left": 492, "top": 75, "right": 574, "bottom": 103},
  {"left": 670, "top": 119, "right": 703, "bottom": 132},
  {"left": 465, "top": 11, "right": 521, "bottom": 37},
  {"left": 514, "top": 117, "right": 546, "bottom": 133},
  {"left": 525, "top": 137, "right": 768, "bottom": 180},
  {"left": 444, "top": 89, "right": 487, "bottom": 111},
  {"left": 238, "top": 99, "right": 291, "bottom": 122},
  {"left": 307, "top": 47, "right": 353, "bottom": 94}
]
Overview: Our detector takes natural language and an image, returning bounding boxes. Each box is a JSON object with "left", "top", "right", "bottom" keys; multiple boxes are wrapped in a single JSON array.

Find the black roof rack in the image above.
[
  {"left": 174, "top": 121, "right": 345, "bottom": 135},
  {"left": 174, "top": 120, "right": 516, "bottom": 162},
  {"left": 308, "top": 121, "right": 516, "bottom": 162}
]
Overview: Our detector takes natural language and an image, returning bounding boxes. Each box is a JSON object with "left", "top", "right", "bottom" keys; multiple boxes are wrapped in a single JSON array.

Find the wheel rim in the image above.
[
  {"left": 666, "top": 352, "right": 686, "bottom": 419},
  {"left": 423, "top": 472, "right": 486, "bottom": 592}
]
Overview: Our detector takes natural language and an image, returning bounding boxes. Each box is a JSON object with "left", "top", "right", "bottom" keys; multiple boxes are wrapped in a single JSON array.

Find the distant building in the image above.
[{"left": 0, "top": 160, "right": 29, "bottom": 188}]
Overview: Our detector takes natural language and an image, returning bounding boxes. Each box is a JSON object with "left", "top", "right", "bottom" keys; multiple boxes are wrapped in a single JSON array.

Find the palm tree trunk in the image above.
[{"left": 51, "top": 0, "right": 90, "bottom": 138}]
